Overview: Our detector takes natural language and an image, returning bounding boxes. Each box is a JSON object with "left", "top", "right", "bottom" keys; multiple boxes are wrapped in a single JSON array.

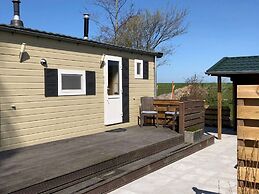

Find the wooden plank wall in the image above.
[
  {"left": 0, "top": 31, "right": 155, "bottom": 151},
  {"left": 205, "top": 106, "right": 231, "bottom": 128},
  {"left": 237, "top": 85, "right": 259, "bottom": 193},
  {"left": 179, "top": 100, "right": 205, "bottom": 134}
]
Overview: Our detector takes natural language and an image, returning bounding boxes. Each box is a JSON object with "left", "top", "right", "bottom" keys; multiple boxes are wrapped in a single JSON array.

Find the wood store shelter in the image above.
[
  {"left": 0, "top": 24, "right": 163, "bottom": 151},
  {"left": 206, "top": 55, "right": 259, "bottom": 193},
  {"left": 206, "top": 55, "right": 259, "bottom": 138}
]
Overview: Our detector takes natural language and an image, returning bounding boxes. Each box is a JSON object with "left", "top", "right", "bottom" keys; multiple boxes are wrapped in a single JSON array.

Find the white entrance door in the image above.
[{"left": 104, "top": 55, "right": 123, "bottom": 125}]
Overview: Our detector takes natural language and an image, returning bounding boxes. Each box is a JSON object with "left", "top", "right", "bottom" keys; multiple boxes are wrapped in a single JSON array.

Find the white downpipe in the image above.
[{"left": 154, "top": 56, "right": 157, "bottom": 97}]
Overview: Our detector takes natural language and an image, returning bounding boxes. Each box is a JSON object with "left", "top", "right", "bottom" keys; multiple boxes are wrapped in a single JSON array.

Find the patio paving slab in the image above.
[{"left": 110, "top": 128, "right": 237, "bottom": 194}]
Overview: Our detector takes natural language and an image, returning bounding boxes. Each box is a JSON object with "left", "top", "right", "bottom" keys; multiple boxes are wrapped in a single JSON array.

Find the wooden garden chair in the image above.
[
  {"left": 139, "top": 97, "right": 158, "bottom": 127},
  {"left": 164, "top": 106, "right": 179, "bottom": 130}
]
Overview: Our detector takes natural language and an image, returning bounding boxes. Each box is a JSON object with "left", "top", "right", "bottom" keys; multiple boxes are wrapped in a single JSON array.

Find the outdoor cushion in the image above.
[
  {"left": 165, "top": 111, "right": 179, "bottom": 115},
  {"left": 141, "top": 111, "right": 157, "bottom": 114}
]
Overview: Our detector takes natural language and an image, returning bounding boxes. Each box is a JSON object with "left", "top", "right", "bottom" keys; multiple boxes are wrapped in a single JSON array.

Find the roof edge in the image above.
[
  {"left": 206, "top": 55, "right": 259, "bottom": 76},
  {"left": 205, "top": 57, "right": 227, "bottom": 74},
  {"left": 206, "top": 71, "right": 259, "bottom": 76},
  {"left": 0, "top": 24, "right": 163, "bottom": 58}
]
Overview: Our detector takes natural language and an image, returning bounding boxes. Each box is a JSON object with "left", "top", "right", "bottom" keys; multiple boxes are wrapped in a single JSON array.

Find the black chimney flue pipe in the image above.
[
  {"left": 13, "top": 0, "right": 20, "bottom": 16},
  {"left": 10, "top": 0, "right": 24, "bottom": 27},
  {"left": 84, "top": 14, "right": 89, "bottom": 40}
]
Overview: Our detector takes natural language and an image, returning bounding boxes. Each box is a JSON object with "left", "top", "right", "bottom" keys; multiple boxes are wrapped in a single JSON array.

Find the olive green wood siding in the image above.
[{"left": 0, "top": 31, "right": 155, "bottom": 151}]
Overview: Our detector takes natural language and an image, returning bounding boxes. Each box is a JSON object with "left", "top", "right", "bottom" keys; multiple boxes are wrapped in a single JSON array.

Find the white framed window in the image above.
[
  {"left": 58, "top": 69, "right": 86, "bottom": 96},
  {"left": 134, "top": 59, "right": 143, "bottom": 79}
]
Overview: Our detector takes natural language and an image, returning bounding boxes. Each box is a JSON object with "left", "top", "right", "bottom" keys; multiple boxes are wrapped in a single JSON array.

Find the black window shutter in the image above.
[
  {"left": 86, "top": 71, "right": 96, "bottom": 95},
  {"left": 44, "top": 68, "right": 58, "bottom": 97},
  {"left": 143, "top": 61, "right": 149, "bottom": 80},
  {"left": 122, "top": 58, "right": 130, "bottom": 123}
]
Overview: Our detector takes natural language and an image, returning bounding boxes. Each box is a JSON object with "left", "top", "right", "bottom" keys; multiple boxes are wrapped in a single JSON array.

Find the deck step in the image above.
[
  {"left": 12, "top": 132, "right": 184, "bottom": 194},
  {"left": 44, "top": 143, "right": 190, "bottom": 194},
  {"left": 47, "top": 134, "right": 214, "bottom": 194}
]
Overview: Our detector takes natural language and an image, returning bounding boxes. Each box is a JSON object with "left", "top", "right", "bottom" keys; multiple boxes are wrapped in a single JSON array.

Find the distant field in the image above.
[
  {"left": 157, "top": 82, "right": 233, "bottom": 107},
  {"left": 157, "top": 83, "right": 188, "bottom": 95}
]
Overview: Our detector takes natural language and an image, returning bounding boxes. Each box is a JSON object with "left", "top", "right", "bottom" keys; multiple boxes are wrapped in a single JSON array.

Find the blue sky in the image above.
[{"left": 0, "top": 0, "right": 258, "bottom": 82}]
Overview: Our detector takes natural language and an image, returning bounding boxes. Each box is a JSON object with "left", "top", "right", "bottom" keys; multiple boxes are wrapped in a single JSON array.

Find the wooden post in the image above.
[
  {"left": 217, "top": 76, "right": 222, "bottom": 140},
  {"left": 232, "top": 81, "right": 237, "bottom": 131},
  {"left": 171, "top": 81, "right": 175, "bottom": 99},
  {"left": 179, "top": 102, "right": 185, "bottom": 134}
]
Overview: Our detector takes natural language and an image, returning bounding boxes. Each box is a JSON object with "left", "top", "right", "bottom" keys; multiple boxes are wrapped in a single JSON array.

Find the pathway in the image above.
[{"left": 110, "top": 129, "right": 237, "bottom": 194}]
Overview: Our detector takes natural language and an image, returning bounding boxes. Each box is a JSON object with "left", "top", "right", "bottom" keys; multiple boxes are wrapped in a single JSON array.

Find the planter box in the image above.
[{"left": 184, "top": 129, "right": 204, "bottom": 143}]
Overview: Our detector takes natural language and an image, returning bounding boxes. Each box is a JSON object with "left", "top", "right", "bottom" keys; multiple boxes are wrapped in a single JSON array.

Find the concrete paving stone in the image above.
[
  {"left": 155, "top": 170, "right": 184, "bottom": 179},
  {"left": 155, "top": 165, "right": 191, "bottom": 177},
  {"left": 180, "top": 174, "right": 202, "bottom": 182},
  {"left": 196, "top": 176, "right": 212, "bottom": 184},
  {"left": 172, "top": 162, "right": 195, "bottom": 171},
  {"left": 193, "top": 168, "right": 217, "bottom": 176},
  {"left": 117, "top": 179, "right": 160, "bottom": 194},
  {"left": 218, "top": 179, "right": 236, "bottom": 189},
  {"left": 219, "top": 172, "right": 237, "bottom": 180},
  {"left": 110, "top": 188, "right": 138, "bottom": 194},
  {"left": 200, "top": 177, "right": 237, "bottom": 193},
  {"left": 153, "top": 179, "right": 197, "bottom": 194},
  {"left": 139, "top": 172, "right": 173, "bottom": 186}
]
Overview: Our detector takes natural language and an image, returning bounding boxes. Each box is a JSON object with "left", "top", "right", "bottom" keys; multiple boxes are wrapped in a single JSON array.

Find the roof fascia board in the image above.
[{"left": 0, "top": 25, "right": 163, "bottom": 58}]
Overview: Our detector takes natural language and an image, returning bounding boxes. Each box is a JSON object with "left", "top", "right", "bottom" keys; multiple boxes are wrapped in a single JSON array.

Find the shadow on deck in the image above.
[{"left": 0, "top": 125, "right": 214, "bottom": 194}]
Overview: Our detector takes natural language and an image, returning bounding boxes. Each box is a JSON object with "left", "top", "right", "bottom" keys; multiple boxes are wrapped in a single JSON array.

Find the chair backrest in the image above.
[
  {"left": 141, "top": 97, "right": 154, "bottom": 111},
  {"left": 168, "top": 106, "right": 178, "bottom": 112}
]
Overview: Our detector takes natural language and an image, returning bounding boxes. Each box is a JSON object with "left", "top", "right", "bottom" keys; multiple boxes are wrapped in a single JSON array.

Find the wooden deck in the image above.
[{"left": 0, "top": 126, "right": 184, "bottom": 193}]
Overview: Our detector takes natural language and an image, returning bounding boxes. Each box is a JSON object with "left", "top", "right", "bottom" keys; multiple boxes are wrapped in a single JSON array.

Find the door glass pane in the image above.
[
  {"left": 108, "top": 60, "right": 119, "bottom": 95},
  {"left": 62, "top": 74, "right": 82, "bottom": 90}
]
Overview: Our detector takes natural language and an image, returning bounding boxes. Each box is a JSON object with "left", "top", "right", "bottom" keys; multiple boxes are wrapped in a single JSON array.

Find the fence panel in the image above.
[
  {"left": 179, "top": 100, "right": 205, "bottom": 134},
  {"left": 205, "top": 106, "right": 231, "bottom": 128},
  {"left": 144, "top": 99, "right": 205, "bottom": 135}
]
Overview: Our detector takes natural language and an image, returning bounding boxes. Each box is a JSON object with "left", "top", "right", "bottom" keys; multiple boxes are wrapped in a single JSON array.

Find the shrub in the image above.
[{"left": 181, "top": 74, "right": 207, "bottom": 101}]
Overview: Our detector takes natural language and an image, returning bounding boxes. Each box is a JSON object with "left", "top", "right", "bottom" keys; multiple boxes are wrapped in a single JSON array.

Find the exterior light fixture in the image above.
[
  {"left": 40, "top": 58, "right": 47, "bottom": 67},
  {"left": 19, "top": 43, "right": 26, "bottom": 62}
]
